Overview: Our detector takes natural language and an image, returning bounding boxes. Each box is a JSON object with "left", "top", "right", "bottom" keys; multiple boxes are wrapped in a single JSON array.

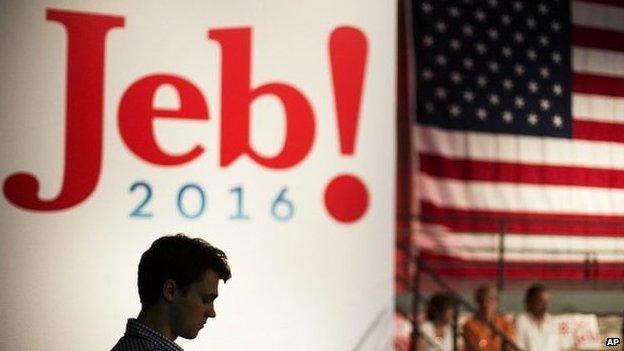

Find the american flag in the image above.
[{"left": 412, "top": 0, "right": 624, "bottom": 279}]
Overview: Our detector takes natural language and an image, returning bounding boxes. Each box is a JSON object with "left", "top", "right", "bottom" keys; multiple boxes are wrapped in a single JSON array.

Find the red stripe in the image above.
[
  {"left": 419, "top": 250, "right": 624, "bottom": 280},
  {"left": 573, "top": 73, "right": 624, "bottom": 97},
  {"left": 572, "top": 26, "right": 624, "bottom": 52},
  {"left": 573, "top": 119, "right": 624, "bottom": 143},
  {"left": 419, "top": 153, "right": 624, "bottom": 189},
  {"left": 574, "top": 0, "right": 624, "bottom": 8},
  {"left": 419, "top": 201, "right": 624, "bottom": 236}
]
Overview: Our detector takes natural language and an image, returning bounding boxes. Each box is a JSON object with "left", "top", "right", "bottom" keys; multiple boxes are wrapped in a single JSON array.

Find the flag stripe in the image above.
[
  {"left": 572, "top": 94, "right": 624, "bottom": 123},
  {"left": 572, "top": 1, "right": 624, "bottom": 32},
  {"left": 420, "top": 174, "right": 624, "bottom": 215},
  {"left": 419, "top": 250, "right": 624, "bottom": 280},
  {"left": 419, "top": 153, "right": 624, "bottom": 189},
  {"left": 416, "top": 126, "right": 624, "bottom": 170},
  {"left": 573, "top": 47, "right": 624, "bottom": 77},
  {"left": 574, "top": 0, "right": 624, "bottom": 10},
  {"left": 416, "top": 228, "right": 624, "bottom": 258},
  {"left": 573, "top": 119, "right": 624, "bottom": 142},
  {"left": 419, "top": 201, "right": 624, "bottom": 237},
  {"left": 572, "top": 25, "right": 624, "bottom": 52},
  {"left": 573, "top": 73, "right": 624, "bottom": 97}
]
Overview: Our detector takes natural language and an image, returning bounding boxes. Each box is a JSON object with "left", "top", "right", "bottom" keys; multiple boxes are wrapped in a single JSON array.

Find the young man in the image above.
[
  {"left": 111, "top": 234, "right": 231, "bottom": 351},
  {"left": 516, "top": 284, "right": 568, "bottom": 351}
]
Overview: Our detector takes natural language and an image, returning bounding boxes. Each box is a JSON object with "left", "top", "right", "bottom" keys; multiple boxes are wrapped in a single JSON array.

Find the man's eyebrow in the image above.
[{"left": 203, "top": 293, "right": 218, "bottom": 299}]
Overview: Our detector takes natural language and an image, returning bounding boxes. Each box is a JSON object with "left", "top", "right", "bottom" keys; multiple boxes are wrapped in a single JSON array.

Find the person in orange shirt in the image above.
[{"left": 463, "top": 283, "right": 516, "bottom": 351}]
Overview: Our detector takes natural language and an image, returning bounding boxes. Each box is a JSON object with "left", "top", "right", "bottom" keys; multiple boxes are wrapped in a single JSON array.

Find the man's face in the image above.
[
  {"left": 528, "top": 291, "right": 550, "bottom": 318},
  {"left": 480, "top": 295, "right": 498, "bottom": 318},
  {"left": 441, "top": 306, "right": 455, "bottom": 325},
  {"left": 170, "top": 269, "right": 220, "bottom": 339}
]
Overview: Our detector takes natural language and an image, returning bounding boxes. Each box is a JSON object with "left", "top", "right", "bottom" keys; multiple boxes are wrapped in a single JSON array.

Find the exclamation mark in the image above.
[{"left": 323, "top": 26, "right": 369, "bottom": 223}]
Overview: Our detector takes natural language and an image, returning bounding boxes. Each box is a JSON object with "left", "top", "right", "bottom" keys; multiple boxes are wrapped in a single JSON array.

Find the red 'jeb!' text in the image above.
[{"left": 3, "top": 9, "right": 369, "bottom": 212}]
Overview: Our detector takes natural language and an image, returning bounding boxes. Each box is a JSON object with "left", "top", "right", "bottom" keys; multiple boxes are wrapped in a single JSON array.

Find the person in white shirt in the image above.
[
  {"left": 417, "top": 293, "right": 459, "bottom": 351},
  {"left": 515, "top": 284, "right": 567, "bottom": 351}
]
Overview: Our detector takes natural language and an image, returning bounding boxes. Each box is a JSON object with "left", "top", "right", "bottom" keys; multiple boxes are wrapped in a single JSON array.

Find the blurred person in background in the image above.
[
  {"left": 463, "top": 283, "right": 515, "bottom": 351},
  {"left": 417, "top": 292, "right": 461, "bottom": 351},
  {"left": 516, "top": 284, "right": 570, "bottom": 351}
]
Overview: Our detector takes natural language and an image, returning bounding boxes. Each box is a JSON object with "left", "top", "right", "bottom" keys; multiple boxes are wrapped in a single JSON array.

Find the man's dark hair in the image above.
[
  {"left": 524, "top": 284, "right": 547, "bottom": 305},
  {"left": 138, "top": 234, "right": 231, "bottom": 307},
  {"left": 426, "top": 293, "right": 454, "bottom": 321}
]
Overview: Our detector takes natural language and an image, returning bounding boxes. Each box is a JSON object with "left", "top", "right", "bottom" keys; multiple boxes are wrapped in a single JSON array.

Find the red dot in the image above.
[{"left": 324, "top": 174, "right": 369, "bottom": 223}]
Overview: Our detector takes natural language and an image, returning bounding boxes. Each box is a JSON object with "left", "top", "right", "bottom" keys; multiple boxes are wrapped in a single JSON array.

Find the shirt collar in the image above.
[
  {"left": 125, "top": 318, "right": 184, "bottom": 351},
  {"left": 525, "top": 312, "right": 553, "bottom": 325}
]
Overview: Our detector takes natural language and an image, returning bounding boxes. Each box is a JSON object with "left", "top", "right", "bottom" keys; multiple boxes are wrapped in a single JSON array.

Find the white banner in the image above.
[
  {"left": 555, "top": 314, "right": 602, "bottom": 351},
  {"left": 0, "top": 1, "right": 396, "bottom": 350}
]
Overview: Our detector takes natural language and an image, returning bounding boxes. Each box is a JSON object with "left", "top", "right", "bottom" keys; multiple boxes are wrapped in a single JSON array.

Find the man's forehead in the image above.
[{"left": 194, "top": 269, "right": 220, "bottom": 291}]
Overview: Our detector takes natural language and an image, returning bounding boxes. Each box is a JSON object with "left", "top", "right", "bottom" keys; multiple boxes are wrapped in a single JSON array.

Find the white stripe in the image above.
[
  {"left": 573, "top": 93, "right": 624, "bottom": 123},
  {"left": 572, "top": 0, "right": 624, "bottom": 32},
  {"left": 419, "top": 174, "right": 624, "bottom": 215},
  {"left": 573, "top": 47, "right": 624, "bottom": 77},
  {"left": 416, "top": 225, "right": 624, "bottom": 262},
  {"left": 415, "top": 125, "right": 624, "bottom": 170}
]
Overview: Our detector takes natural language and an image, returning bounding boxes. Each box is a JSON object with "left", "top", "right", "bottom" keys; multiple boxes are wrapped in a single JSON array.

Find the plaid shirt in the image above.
[{"left": 111, "top": 319, "right": 184, "bottom": 351}]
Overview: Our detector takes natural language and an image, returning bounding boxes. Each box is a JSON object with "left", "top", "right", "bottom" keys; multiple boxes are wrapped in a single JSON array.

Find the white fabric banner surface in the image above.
[{"left": 0, "top": 1, "right": 396, "bottom": 350}]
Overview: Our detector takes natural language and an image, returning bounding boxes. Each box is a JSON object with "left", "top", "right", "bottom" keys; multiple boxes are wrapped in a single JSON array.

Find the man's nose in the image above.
[{"left": 205, "top": 305, "right": 216, "bottom": 318}]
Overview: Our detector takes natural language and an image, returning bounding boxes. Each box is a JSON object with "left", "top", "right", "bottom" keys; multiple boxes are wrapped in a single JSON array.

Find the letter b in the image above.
[{"left": 209, "top": 28, "right": 315, "bottom": 169}]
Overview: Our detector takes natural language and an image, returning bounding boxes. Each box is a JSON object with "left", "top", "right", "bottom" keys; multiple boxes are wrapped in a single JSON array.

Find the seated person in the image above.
[
  {"left": 463, "top": 283, "right": 515, "bottom": 351},
  {"left": 516, "top": 284, "right": 569, "bottom": 351},
  {"left": 418, "top": 292, "right": 460, "bottom": 351}
]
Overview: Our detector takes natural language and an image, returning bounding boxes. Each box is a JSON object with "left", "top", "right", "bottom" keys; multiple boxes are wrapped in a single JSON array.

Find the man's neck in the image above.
[
  {"left": 479, "top": 311, "right": 495, "bottom": 322},
  {"left": 433, "top": 319, "right": 447, "bottom": 329},
  {"left": 529, "top": 312, "right": 546, "bottom": 324},
  {"left": 137, "top": 306, "right": 176, "bottom": 341}
]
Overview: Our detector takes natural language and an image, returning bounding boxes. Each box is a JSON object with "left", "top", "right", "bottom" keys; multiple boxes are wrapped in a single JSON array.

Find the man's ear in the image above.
[{"left": 162, "top": 279, "right": 177, "bottom": 302}]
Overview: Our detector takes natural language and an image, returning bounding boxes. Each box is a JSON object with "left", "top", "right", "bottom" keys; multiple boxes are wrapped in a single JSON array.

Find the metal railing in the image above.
[
  {"left": 397, "top": 213, "right": 624, "bottom": 350},
  {"left": 400, "top": 214, "right": 624, "bottom": 290}
]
